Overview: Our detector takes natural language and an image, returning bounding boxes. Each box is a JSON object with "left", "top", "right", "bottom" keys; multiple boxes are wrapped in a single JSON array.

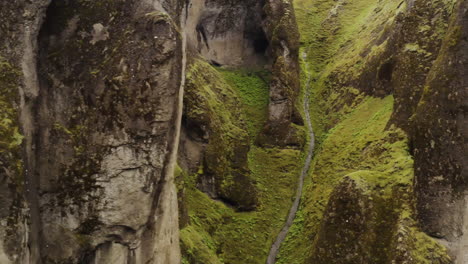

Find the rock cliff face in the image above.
[
  {"left": 410, "top": 2, "right": 468, "bottom": 261},
  {"left": 185, "top": 0, "right": 269, "bottom": 68},
  {"left": 1, "top": 0, "right": 303, "bottom": 263},
  {"left": 1, "top": 0, "right": 466, "bottom": 263},
  {"left": 276, "top": 0, "right": 467, "bottom": 263},
  {"left": 1, "top": 0, "right": 184, "bottom": 263},
  {"left": 257, "top": 0, "right": 304, "bottom": 147}
]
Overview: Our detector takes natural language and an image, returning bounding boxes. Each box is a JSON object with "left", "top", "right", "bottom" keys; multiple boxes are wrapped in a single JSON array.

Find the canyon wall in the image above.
[
  {"left": 0, "top": 0, "right": 466, "bottom": 263},
  {"left": 1, "top": 0, "right": 185, "bottom": 263}
]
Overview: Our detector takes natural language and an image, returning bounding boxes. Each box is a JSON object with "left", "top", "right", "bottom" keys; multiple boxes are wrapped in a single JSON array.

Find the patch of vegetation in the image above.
[
  {"left": 0, "top": 56, "right": 28, "bottom": 260},
  {"left": 0, "top": 57, "right": 23, "bottom": 187},
  {"left": 218, "top": 68, "right": 270, "bottom": 140},
  {"left": 277, "top": 96, "right": 450, "bottom": 263},
  {"left": 182, "top": 0, "right": 455, "bottom": 262},
  {"left": 184, "top": 59, "right": 257, "bottom": 209},
  {"left": 294, "top": 0, "right": 405, "bottom": 143},
  {"left": 180, "top": 60, "right": 305, "bottom": 263},
  {"left": 180, "top": 146, "right": 303, "bottom": 264},
  {"left": 272, "top": 0, "right": 454, "bottom": 262}
]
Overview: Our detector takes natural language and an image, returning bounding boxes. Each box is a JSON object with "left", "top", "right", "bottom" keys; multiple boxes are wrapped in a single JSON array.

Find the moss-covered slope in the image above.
[
  {"left": 275, "top": 0, "right": 461, "bottom": 263},
  {"left": 182, "top": 58, "right": 258, "bottom": 210},
  {"left": 278, "top": 96, "right": 450, "bottom": 263},
  {"left": 179, "top": 58, "right": 305, "bottom": 263}
]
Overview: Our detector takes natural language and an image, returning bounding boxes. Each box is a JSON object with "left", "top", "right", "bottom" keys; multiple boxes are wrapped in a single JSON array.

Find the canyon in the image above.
[{"left": 0, "top": 0, "right": 466, "bottom": 263}]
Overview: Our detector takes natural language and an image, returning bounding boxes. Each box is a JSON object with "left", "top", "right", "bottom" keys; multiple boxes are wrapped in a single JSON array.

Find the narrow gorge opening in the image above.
[
  {"left": 186, "top": 0, "right": 269, "bottom": 69},
  {"left": 179, "top": 0, "right": 274, "bottom": 212},
  {"left": 2, "top": 0, "right": 466, "bottom": 264}
]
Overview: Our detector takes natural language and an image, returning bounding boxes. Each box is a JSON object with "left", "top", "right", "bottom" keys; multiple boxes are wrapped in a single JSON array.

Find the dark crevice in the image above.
[
  {"left": 378, "top": 59, "right": 395, "bottom": 82},
  {"left": 42, "top": 0, "right": 65, "bottom": 36},
  {"left": 25, "top": 1, "right": 61, "bottom": 263},
  {"left": 196, "top": 23, "right": 210, "bottom": 50},
  {"left": 215, "top": 197, "right": 245, "bottom": 210},
  {"left": 182, "top": 118, "right": 208, "bottom": 143},
  {"left": 78, "top": 250, "right": 96, "bottom": 264},
  {"left": 210, "top": 60, "right": 222, "bottom": 67},
  {"left": 253, "top": 30, "right": 269, "bottom": 54}
]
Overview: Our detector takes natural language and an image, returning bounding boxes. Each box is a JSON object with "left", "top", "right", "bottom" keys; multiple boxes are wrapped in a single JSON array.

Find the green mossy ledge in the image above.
[
  {"left": 183, "top": 58, "right": 258, "bottom": 210},
  {"left": 278, "top": 96, "right": 451, "bottom": 264},
  {"left": 179, "top": 58, "right": 306, "bottom": 263}
]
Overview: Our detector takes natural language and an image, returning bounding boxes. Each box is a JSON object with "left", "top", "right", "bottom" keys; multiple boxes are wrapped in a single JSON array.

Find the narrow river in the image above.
[{"left": 266, "top": 52, "right": 316, "bottom": 264}]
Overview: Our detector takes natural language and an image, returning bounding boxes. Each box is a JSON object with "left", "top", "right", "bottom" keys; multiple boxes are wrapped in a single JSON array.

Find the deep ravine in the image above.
[{"left": 266, "top": 51, "right": 315, "bottom": 264}]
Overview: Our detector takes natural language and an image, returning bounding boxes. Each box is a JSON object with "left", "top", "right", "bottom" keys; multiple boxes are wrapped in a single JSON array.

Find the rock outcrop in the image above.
[
  {"left": 411, "top": 1, "right": 468, "bottom": 261},
  {"left": 185, "top": 0, "right": 303, "bottom": 147},
  {"left": 181, "top": 58, "right": 258, "bottom": 210},
  {"left": 1, "top": 0, "right": 185, "bottom": 263},
  {"left": 1, "top": 0, "right": 465, "bottom": 263},
  {"left": 276, "top": 0, "right": 467, "bottom": 263},
  {"left": 185, "top": 0, "right": 269, "bottom": 68},
  {"left": 258, "top": 0, "right": 303, "bottom": 147}
]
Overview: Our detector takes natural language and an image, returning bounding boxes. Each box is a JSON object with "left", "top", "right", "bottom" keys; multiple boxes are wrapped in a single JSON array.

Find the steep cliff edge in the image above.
[
  {"left": 1, "top": 0, "right": 304, "bottom": 263},
  {"left": 411, "top": 2, "right": 468, "bottom": 260},
  {"left": 1, "top": 0, "right": 185, "bottom": 263},
  {"left": 277, "top": 0, "right": 466, "bottom": 263},
  {"left": 1, "top": 0, "right": 466, "bottom": 263}
]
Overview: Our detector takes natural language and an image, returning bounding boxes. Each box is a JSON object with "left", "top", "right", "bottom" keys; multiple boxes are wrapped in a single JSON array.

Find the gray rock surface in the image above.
[
  {"left": 186, "top": 0, "right": 269, "bottom": 68},
  {"left": 1, "top": 0, "right": 185, "bottom": 263}
]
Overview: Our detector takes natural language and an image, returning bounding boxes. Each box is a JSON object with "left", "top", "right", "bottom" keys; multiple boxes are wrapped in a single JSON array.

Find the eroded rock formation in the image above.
[
  {"left": 1, "top": 0, "right": 185, "bottom": 263},
  {"left": 0, "top": 0, "right": 466, "bottom": 263}
]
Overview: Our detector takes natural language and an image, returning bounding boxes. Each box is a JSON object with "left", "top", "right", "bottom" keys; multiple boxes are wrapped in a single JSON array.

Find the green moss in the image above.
[
  {"left": 294, "top": 0, "right": 405, "bottom": 143},
  {"left": 271, "top": 0, "right": 457, "bottom": 262},
  {"left": 278, "top": 96, "right": 396, "bottom": 262},
  {"left": 181, "top": 146, "right": 303, "bottom": 264},
  {"left": 0, "top": 56, "right": 27, "bottom": 260},
  {"left": 183, "top": 0, "right": 455, "bottom": 260},
  {"left": 447, "top": 26, "right": 462, "bottom": 47},
  {"left": 404, "top": 43, "right": 428, "bottom": 54},
  {"left": 217, "top": 69, "right": 270, "bottom": 140},
  {"left": 0, "top": 56, "right": 23, "bottom": 187},
  {"left": 144, "top": 11, "right": 175, "bottom": 26},
  {"left": 185, "top": 59, "right": 257, "bottom": 208},
  {"left": 405, "top": 226, "right": 451, "bottom": 263},
  {"left": 277, "top": 96, "right": 450, "bottom": 263},
  {"left": 181, "top": 59, "right": 305, "bottom": 263},
  {"left": 180, "top": 225, "right": 222, "bottom": 264},
  {"left": 73, "top": 233, "right": 91, "bottom": 248},
  {"left": 295, "top": 0, "right": 401, "bottom": 72}
]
